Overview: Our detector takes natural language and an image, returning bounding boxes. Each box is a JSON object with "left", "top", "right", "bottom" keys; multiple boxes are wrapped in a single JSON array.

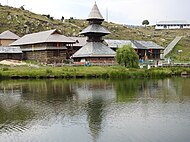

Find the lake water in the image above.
[{"left": 0, "top": 78, "right": 190, "bottom": 142}]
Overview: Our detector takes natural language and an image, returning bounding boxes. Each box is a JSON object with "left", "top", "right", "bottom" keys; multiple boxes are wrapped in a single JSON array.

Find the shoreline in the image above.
[{"left": 0, "top": 66, "right": 190, "bottom": 79}]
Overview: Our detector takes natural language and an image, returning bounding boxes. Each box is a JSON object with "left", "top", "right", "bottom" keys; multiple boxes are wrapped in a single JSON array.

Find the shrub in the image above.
[{"left": 116, "top": 44, "right": 139, "bottom": 68}]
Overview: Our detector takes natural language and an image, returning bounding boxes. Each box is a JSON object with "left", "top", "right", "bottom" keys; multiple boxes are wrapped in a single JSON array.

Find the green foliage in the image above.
[
  {"left": 116, "top": 44, "right": 139, "bottom": 68},
  {"left": 0, "top": 66, "right": 189, "bottom": 79},
  {"left": 46, "top": 69, "right": 53, "bottom": 74},
  {"left": 2, "top": 67, "right": 9, "bottom": 71},
  {"left": 142, "top": 20, "right": 150, "bottom": 26}
]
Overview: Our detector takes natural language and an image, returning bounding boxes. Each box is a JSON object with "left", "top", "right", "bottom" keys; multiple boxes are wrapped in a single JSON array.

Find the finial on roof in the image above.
[{"left": 87, "top": 2, "right": 104, "bottom": 21}]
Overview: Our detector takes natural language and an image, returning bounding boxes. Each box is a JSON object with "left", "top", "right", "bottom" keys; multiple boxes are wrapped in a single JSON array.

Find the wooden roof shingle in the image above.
[
  {"left": 80, "top": 24, "right": 110, "bottom": 35},
  {"left": 0, "top": 46, "right": 22, "bottom": 53},
  {"left": 87, "top": 2, "right": 104, "bottom": 21},
  {"left": 72, "top": 42, "right": 115, "bottom": 58},
  {"left": 10, "top": 29, "right": 75, "bottom": 46},
  {"left": 0, "top": 30, "right": 20, "bottom": 40}
]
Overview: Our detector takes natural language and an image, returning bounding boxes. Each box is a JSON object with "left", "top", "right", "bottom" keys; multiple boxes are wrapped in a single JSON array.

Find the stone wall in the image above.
[
  {"left": 0, "top": 53, "right": 22, "bottom": 61},
  {"left": 24, "top": 50, "right": 67, "bottom": 64}
]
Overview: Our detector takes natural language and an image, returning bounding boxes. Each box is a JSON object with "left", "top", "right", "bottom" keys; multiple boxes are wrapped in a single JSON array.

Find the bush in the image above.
[
  {"left": 116, "top": 44, "right": 139, "bottom": 68},
  {"left": 46, "top": 69, "right": 52, "bottom": 74}
]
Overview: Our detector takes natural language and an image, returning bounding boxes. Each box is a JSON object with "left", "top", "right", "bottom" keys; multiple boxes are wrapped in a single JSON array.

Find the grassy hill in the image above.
[{"left": 0, "top": 4, "right": 190, "bottom": 62}]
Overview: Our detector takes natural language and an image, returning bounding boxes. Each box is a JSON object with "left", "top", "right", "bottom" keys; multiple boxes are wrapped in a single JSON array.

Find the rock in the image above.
[
  {"left": 24, "top": 24, "right": 28, "bottom": 28},
  {"left": 26, "top": 27, "right": 30, "bottom": 34},
  {"left": 7, "top": 15, "right": 12, "bottom": 20}
]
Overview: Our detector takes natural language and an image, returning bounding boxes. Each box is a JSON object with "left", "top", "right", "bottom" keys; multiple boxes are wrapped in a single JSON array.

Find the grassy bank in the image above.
[{"left": 0, "top": 66, "right": 190, "bottom": 79}]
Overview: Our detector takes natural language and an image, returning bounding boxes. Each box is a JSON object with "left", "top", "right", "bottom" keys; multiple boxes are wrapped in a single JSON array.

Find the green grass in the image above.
[
  {"left": 166, "top": 38, "right": 190, "bottom": 62},
  {"left": 0, "top": 66, "right": 189, "bottom": 79}
]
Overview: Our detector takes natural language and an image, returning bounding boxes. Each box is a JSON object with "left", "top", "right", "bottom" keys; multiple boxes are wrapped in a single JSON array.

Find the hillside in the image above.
[{"left": 0, "top": 5, "right": 190, "bottom": 61}]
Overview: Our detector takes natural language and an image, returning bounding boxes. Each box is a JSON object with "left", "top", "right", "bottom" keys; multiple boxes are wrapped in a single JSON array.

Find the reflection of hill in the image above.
[
  {"left": 0, "top": 100, "right": 35, "bottom": 133},
  {"left": 21, "top": 80, "right": 74, "bottom": 102},
  {"left": 114, "top": 79, "right": 141, "bottom": 103}
]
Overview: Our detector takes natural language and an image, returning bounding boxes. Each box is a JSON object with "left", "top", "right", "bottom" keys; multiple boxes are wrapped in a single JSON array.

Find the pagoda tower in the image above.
[{"left": 72, "top": 2, "right": 115, "bottom": 63}]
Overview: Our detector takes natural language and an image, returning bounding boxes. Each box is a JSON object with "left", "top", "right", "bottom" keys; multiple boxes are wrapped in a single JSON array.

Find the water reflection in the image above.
[{"left": 0, "top": 78, "right": 190, "bottom": 142}]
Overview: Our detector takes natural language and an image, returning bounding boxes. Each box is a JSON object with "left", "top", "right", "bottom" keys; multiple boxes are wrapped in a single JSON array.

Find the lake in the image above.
[{"left": 0, "top": 78, "right": 190, "bottom": 142}]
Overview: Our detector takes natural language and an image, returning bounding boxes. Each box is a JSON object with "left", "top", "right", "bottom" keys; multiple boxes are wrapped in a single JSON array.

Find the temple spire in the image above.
[{"left": 87, "top": 2, "right": 104, "bottom": 21}]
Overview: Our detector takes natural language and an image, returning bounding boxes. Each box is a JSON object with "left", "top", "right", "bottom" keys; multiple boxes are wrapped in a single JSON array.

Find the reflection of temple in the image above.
[{"left": 74, "top": 80, "right": 116, "bottom": 140}]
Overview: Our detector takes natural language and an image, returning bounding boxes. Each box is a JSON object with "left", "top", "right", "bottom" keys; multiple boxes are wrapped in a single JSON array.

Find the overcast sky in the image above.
[{"left": 1, "top": 0, "right": 190, "bottom": 25}]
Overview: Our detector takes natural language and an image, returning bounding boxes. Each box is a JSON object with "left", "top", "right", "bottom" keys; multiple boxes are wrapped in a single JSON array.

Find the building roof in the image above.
[
  {"left": 105, "top": 39, "right": 164, "bottom": 50},
  {"left": 0, "top": 46, "right": 22, "bottom": 53},
  {"left": 0, "top": 30, "right": 20, "bottom": 40},
  {"left": 87, "top": 2, "right": 104, "bottom": 21},
  {"left": 21, "top": 47, "right": 67, "bottom": 52},
  {"left": 72, "top": 42, "right": 115, "bottom": 58},
  {"left": 68, "top": 37, "right": 164, "bottom": 50},
  {"left": 70, "top": 37, "right": 87, "bottom": 47},
  {"left": 156, "top": 21, "right": 189, "bottom": 25},
  {"left": 80, "top": 24, "right": 110, "bottom": 35},
  {"left": 10, "top": 29, "right": 75, "bottom": 46},
  {"left": 105, "top": 39, "right": 132, "bottom": 48},
  {"left": 131, "top": 40, "right": 164, "bottom": 49}
]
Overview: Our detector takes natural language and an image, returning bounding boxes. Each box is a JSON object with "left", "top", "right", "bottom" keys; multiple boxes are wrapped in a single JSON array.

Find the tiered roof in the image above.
[
  {"left": 72, "top": 3, "right": 115, "bottom": 59},
  {"left": 72, "top": 42, "right": 115, "bottom": 58},
  {"left": 87, "top": 2, "right": 104, "bottom": 21},
  {"left": 79, "top": 24, "right": 110, "bottom": 35}
]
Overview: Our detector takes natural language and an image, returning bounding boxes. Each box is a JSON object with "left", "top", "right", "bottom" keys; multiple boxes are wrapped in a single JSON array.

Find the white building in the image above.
[{"left": 155, "top": 21, "right": 190, "bottom": 30}]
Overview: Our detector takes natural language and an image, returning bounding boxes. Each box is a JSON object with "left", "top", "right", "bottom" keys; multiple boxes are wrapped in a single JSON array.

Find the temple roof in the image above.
[
  {"left": 80, "top": 24, "right": 110, "bottom": 35},
  {"left": 10, "top": 29, "right": 75, "bottom": 46},
  {"left": 0, "top": 46, "right": 22, "bottom": 53},
  {"left": 87, "top": 2, "right": 104, "bottom": 21},
  {"left": 72, "top": 42, "right": 115, "bottom": 58},
  {"left": 0, "top": 30, "right": 20, "bottom": 40}
]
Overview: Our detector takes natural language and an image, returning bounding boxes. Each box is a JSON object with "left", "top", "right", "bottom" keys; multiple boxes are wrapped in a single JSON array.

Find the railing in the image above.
[{"left": 164, "top": 36, "right": 182, "bottom": 57}]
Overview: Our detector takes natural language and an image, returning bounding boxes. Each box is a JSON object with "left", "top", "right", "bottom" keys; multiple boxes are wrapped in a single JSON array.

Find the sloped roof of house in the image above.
[
  {"left": 10, "top": 29, "right": 75, "bottom": 46},
  {"left": 80, "top": 24, "right": 110, "bottom": 35},
  {"left": 72, "top": 42, "right": 115, "bottom": 58},
  {"left": 68, "top": 37, "right": 164, "bottom": 50},
  {"left": 87, "top": 2, "right": 104, "bottom": 21},
  {"left": 156, "top": 21, "right": 189, "bottom": 25},
  {"left": 70, "top": 37, "right": 87, "bottom": 47},
  {"left": 105, "top": 39, "right": 132, "bottom": 48},
  {"left": 0, "top": 46, "right": 22, "bottom": 53},
  {"left": 131, "top": 40, "right": 164, "bottom": 49},
  {"left": 0, "top": 30, "right": 20, "bottom": 40}
]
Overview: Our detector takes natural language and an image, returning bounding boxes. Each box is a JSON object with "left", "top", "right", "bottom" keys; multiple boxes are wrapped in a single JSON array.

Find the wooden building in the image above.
[
  {"left": 106, "top": 40, "right": 164, "bottom": 60},
  {"left": 0, "top": 47, "right": 22, "bottom": 61},
  {"left": 70, "top": 38, "right": 164, "bottom": 60},
  {"left": 0, "top": 30, "right": 22, "bottom": 61},
  {"left": 72, "top": 2, "right": 115, "bottom": 63},
  {"left": 10, "top": 29, "right": 75, "bottom": 64},
  {"left": 0, "top": 30, "right": 20, "bottom": 46}
]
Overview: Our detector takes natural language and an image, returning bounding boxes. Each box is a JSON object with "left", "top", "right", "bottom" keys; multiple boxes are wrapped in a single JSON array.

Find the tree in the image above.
[
  {"left": 116, "top": 44, "right": 139, "bottom": 68},
  {"left": 142, "top": 20, "right": 149, "bottom": 27}
]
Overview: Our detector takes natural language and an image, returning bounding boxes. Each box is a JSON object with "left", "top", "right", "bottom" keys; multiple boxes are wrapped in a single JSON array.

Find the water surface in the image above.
[{"left": 0, "top": 78, "right": 190, "bottom": 142}]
